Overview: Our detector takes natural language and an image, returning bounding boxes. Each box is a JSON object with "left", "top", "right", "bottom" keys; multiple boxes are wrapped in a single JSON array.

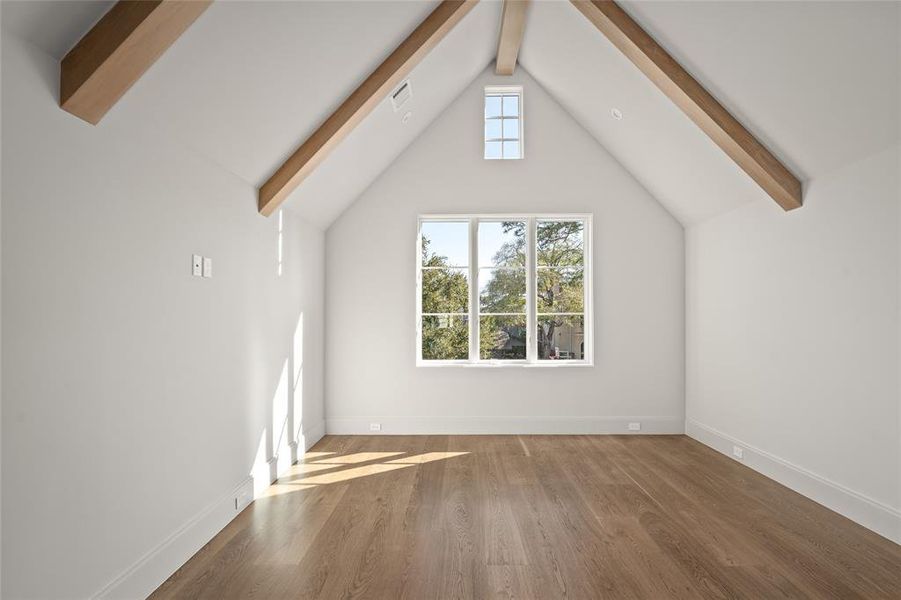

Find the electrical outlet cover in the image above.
[{"left": 192, "top": 254, "right": 203, "bottom": 277}]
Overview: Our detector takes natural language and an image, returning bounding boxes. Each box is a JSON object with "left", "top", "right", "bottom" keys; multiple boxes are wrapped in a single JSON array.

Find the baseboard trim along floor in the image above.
[
  {"left": 325, "top": 415, "right": 684, "bottom": 435},
  {"left": 93, "top": 476, "right": 254, "bottom": 599},
  {"left": 686, "top": 419, "right": 901, "bottom": 544}
]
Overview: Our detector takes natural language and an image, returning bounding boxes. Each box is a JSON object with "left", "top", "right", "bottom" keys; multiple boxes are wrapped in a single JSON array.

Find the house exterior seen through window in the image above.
[
  {"left": 484, "top": 87, "right": 522, "bottom": 159},
  {"left": 417, "top": 215, "right": 591, "bottom": 366}
]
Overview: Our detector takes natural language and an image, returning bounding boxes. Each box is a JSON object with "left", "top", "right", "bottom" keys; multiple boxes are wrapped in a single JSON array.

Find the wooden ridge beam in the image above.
[{"left": 496, "top": 0, "right": 529, "bottom": 76}]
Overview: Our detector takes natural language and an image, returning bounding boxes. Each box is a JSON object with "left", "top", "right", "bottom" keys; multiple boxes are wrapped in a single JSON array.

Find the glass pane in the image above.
[
  {"left": 421, "top": 221, "right": 468, "bottom": 267},
  {"left": 485, "top": 141, "right": 502, "bottom": 159},
  {"left": 480, "top": 315, "right": 527, "bottom": 360},
  {"left": 502, "top": 94, "right": 519, "bottom": 117},
  {"left": 502, "top": 118, "right": 519, "bottom": 139},
  {"left": 537, "top": 267, "right": 583, "bottom": 313},
  {"left": 537, "top": 220, "right": 584, "bottom": 266},
  {"left": 502, "top": 141, "right": 521, "bottom": 159},
  {"left": 422, "top": 268, "right": 468, "bottom": 313},
  {"left": 422, "top": 315, "right": 469, "bottom": 360},
  {"left": 485, "top": 119, "right": 502, "bottom": 140},
  {"left": 478, "top": 221, "right": 525, "bottom": 267},
  {"left": 479, "top": 268, "right": 526, "bottom": 313},
  {"left": 537, "top": 315, "right": 584, "bottom": 360},
  {"left": 485, "top": 95, "right": 502, "bottom": 118}
]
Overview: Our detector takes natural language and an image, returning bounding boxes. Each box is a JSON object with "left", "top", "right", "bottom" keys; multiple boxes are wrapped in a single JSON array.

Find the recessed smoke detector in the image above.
[
  {"left": 391, "top": 80, "right": 413, "bottom": 112},
  {"left": 611, "top": 108, "right": 623, "bottom": 121},
  {"left": 402, "top": 111, "right": 413, "bottom": 124}
]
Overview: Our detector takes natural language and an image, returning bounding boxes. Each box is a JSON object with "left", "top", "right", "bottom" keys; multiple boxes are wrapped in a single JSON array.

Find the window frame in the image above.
[
  {"left": 416, "top": 214, "right": 593, "bottom": 367},
  {"left": 484, "top": 86, "right": 523, "bottom": 160}
]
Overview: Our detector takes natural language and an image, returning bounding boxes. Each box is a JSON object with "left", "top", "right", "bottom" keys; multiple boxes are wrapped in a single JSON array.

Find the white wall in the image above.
[
  {"left": 325, "top": 67, "right": 685, "bottom": 434},
  {"left": 1, "top": 31, "right": 325, "bottom": 599},
  {"left": 686, "top": 143, "right": 901, "bottom": 543}
]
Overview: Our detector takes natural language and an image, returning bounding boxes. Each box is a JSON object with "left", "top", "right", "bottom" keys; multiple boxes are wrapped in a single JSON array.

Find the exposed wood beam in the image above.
[
  {"left": 258, "top": 0, "right": 479, "bottom": 217},
  {"left": 61, "top": 0, "right": 212, "bottom": 125},
  {"left": 571, "top": 0, "right": 802, "bottom": 211},
  {"left": 495, "top": 0, "right": 529, "bottom": 76}
]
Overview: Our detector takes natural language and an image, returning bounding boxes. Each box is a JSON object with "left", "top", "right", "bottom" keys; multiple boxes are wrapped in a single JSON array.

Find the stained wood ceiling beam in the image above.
[
  {"left": 571, "top": 0, "right": 802, "bottom": 211},
  {"left": 61, "top": 0, "right": 212, "bottom": 125},
  {"left": 258, "top": 0, "right": 479, "bottom": 217},
  {"left": 495, "top": 0, "right": 529, "bottom": 76}
]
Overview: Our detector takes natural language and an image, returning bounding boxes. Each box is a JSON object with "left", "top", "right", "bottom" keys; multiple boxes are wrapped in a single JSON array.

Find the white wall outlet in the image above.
[
  {"left": 192, "top": 254, "right": 203, "bottom": 277},
  {"left": 369, "top": 423, "right": 381, "bottom": 432},
  {"left": 234, "top": 489, "right": 251, "bottom": 511},
  {"left": 202, "top": 256, "right": 213, "bottom": 278},
  {"left": 732, "top": 445, "right": 744, "bottom": 460},
  {"left": 628, "top": 422, "right": 641, "bottom": 431}
]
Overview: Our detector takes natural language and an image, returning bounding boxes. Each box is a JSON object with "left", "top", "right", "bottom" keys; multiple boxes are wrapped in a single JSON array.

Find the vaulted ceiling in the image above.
[{"left": 3, "top": 0, "right": 899, "bottom": 228}]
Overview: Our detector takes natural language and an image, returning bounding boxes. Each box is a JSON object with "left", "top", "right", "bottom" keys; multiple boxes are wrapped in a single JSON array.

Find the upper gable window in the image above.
[{"left": 484, "top": 86, "right": 522, "bottom": 160}]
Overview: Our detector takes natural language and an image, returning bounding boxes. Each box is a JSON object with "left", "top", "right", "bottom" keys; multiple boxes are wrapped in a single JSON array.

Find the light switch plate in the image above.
[
  {"left": 202, "top": 257, "right": 212, "bottom": 278},
  {"left": 192, "top": 254, "right": 203, "bottom": 277}
]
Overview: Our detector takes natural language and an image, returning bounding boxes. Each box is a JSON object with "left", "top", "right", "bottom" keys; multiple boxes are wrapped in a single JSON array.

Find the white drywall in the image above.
[
  {"left": 0, "top": 32, "right": 325, "bottom": 598},
  {"left": 686, "top": 143, "right": 901, "bottom": 542},
  {"left": 325, "top": 67, "right": 685, "bottom": 434}
]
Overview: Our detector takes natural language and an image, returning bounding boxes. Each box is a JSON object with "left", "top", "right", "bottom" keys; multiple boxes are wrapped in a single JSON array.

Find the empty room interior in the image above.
[{"left": 2, "top": 0, "right": 901, "bottom": 598}]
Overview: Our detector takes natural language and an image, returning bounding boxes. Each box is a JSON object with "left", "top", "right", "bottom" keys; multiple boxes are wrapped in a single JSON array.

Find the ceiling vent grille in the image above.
[{"left": 391, "top": 80, "right": 412, "bottom": 112}]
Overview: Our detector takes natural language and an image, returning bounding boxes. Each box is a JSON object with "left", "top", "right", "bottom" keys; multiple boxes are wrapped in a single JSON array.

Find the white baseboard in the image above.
[
  {"left": 92, "top": 476, "right": 254, "bottom": 599},
  {"left": 686, "top": 419, "right": 901, "bottom": 545},
  {"left": 299, "top": 420, "right": 326, "bottom": 451},
  {"left": 326, "top": 416, "right": 684, "bottom": 435}
]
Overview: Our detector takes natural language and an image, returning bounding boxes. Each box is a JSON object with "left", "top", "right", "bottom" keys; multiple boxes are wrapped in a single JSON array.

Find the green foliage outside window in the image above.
[{"left": 421, "top": 220, "right": 585, "bottom": 361}]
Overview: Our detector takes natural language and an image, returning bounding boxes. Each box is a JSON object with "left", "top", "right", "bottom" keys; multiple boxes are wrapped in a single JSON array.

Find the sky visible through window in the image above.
[
  {"left": 485, "top": 90, "right": 521, "bottom": 160},
  {"left": 421, "top": 221, "right": 514, "bottom": 267},
  {"left": 419, "top": 216, "right": 588, "bottom": 364}
]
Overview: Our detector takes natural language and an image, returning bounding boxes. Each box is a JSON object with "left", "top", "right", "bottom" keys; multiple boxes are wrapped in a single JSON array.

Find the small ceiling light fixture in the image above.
[
  {"left": 611, "top": 108, "right": 623, "bottom": 121},
  {"left": 402, "top": 111, "right": 413, "bottom": 124}
]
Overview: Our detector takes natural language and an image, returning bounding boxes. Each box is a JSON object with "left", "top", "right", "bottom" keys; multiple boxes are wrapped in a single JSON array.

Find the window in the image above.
[
  {"left": 417, "top": 215, "right": 591, "bottom": 366},
  {"left": 484, "top": 87, "right": 522, "bottom": 160}
]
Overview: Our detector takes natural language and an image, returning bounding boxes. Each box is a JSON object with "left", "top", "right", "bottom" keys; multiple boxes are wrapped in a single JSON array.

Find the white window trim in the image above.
[
  {"left": 484, "top": 85, "right": 523, "bottom": 160},
  {"left": 416, "top": 214, "right": 593, "bottom": 368}
]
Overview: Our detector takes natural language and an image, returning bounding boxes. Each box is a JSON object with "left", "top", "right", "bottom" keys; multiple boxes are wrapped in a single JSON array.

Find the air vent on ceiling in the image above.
[{"left": 391, "top": 80, "right": 412, "bottom": 112}]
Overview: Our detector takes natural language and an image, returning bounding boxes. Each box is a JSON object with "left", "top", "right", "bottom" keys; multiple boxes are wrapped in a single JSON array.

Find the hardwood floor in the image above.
[{"left": 151, "top": 435, "right": 901, "bottom": 599}]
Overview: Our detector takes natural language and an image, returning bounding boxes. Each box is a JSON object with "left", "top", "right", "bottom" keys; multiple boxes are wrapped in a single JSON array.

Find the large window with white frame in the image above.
[{"left": 417, "top": 215, "right": 591, "bottom": 366}]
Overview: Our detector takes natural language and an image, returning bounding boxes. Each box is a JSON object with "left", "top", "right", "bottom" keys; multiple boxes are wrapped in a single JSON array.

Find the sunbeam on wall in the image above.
[{"left": 291, "top": 313, "right": 304, "bottom": 462}]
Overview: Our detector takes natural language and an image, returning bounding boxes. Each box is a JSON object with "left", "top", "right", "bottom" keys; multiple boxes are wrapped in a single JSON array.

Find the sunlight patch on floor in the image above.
[
  {"left": 296, "top": 462, "right": 415, "bottom": 485},
  {"left": 387, "top": 451, "right": 469, "bottom": 464},
  {"left": 302, "top": 452, "right": 336, "bottom": 460},
  {"left": 259, "top": 483, "right": 317, "bottom": 497},
  {"left": 311, "top": 451, "right": 406, "bottom": 464},
  {"left": 262, "top": 449, "right": 472, "bottom": 495}
]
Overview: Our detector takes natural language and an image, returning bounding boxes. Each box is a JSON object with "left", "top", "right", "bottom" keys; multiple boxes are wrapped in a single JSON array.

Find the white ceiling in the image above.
[
  {"left": 2, "top": 0, "right": 898, "bottom": 228},
  {"left": 100, "top": 0, "right": 500, "bottom": 228},
  {"left": 1, "top": 0, "right": 114, "bottom": 59},
  {"left": 519, "top": 0, "right": 900, "bottom": 224},
  {"left": 622, "top": 0, "right": 900, "bottom": 181}
]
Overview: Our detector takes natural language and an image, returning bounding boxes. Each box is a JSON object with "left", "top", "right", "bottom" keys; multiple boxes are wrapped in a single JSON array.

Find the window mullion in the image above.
[
  {"left": 526, "top": 217, "right": 537, "bottom": 363},
  {"left": 469, "top": 218, "right": 479, "bottom": 363}
]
